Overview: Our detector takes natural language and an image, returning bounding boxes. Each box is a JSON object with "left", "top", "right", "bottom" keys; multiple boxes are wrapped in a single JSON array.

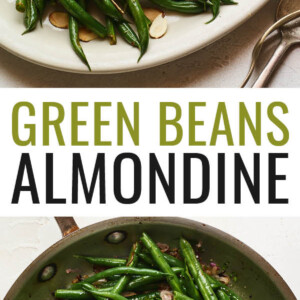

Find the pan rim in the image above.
[{"left": 4, "top": 217, "right": 296, "bottom": 300}]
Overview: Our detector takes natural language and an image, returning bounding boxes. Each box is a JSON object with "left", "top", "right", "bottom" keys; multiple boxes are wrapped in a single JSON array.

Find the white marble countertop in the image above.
[
  {"left": 1, "top": 217, "right": 299, "bottom": 299},
  {"left": 1, "top": 0, "right": 299, "bottom": 88}
]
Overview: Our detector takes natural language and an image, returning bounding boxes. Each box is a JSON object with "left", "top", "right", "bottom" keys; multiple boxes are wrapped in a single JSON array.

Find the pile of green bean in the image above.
[
  {"left": 55, "top": 233, "right": 242, "bottom": 300},
  {"left": 15, "top": 0, "right": 236, "bottom": 70}
]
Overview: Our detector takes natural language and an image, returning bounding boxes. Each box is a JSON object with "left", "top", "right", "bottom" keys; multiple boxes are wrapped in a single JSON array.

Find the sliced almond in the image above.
[
  {"left": 149, "top": 13, "right": 168, "bottom": 39},
  {"left": 143, "top": 7, "right": 164, "bottom": 23},
  {"left": 79, "top": 28, "right": 98, "bottom": 42},
  {"left": 49, "top": 12, "right": 69, "bottom": 29}
]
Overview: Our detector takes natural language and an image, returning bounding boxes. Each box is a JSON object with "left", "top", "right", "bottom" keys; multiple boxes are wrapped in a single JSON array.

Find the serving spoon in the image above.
[{"left": 251, "top": 0, "right": 300, "bottom": 87}]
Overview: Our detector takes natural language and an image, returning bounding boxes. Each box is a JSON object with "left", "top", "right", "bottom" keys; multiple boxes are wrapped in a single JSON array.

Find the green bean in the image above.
[
  {"left": 33, "top": 0, "right": 45, "bottom": 14},
  {"left": 136, "top": 261, "right": 152, "bottom": 268},
  {"left": 105, "top": 274, "right": 123, "bottom": 281},
  {"left": 138, "top": 252, "right": 157, "bottom": 267},
  {"left": 115, "top": 22, "right": 140, "bottom": 49},
  {"left": 206, "top": 0, "right": 220, "bottom": 23},
  {"left": 205, "top": 275, "right": 242, "bottom": 300},
  {"left": 182, "top": 265, "right": 202, "bottom": 300},
  {"left": 106, "top": 273, "right": 147, "bottom": 281},
  {"left": 163, "top": 253, "right": 184, "bottom": 268},
  {"left": 100, "top": 2, "right": 142, "bottom": 50},
  {"left": 74, "top": 254, "right": 148, "bottom": 268},
  {"left": 220, "top": 0, "right": 237, "bottom": 4},
  {"left": 205, "top": 275, "right": 218, "bottom": 287},
  {"left": 97, "top": 280, "right": 120, "bottom": 289},
  {"left": 73, "top": 267, "right": 169, "bottom": 288},
  {"left": 131, "top": 283, "right": 162, "bottom": 292},
  {"left": 59, "top": 0, "right": 107, "bottom": 38},
  {"left": 173, "top": 291, "right": 194, "bottom": 300},
  {"left": 93, "top": 0, "right": 126, "bottom": 22},
  {"left": 56, "top": 286, "right": 114, "bottom": 300},
  {"left": 16, "top": 0, "right": 26, "bottom": 13},
  {"left": 74, "top": 255, "right": 127, "bottom": 267},
  {"left": 180, "top": 238, "right": 217, "bottom": 300},
  {"left": 139, "top": 252, "right": 184, "bottom": 268},
  {"left": 55, "top": 289, "right": 94, "bottom": 300},
  {"left": 33, "top": 0, "right": 46, "bottom": 24},
  {"left": 106, "top": 17, "right": 117, "bottom": 45},
  {"left": 111, "top": 242, "right": 141, "bottom": 294},
  {"left": 141, "top": 233, "right": 183, "bottom": 293},
  {"left": 23, "top": 0, "right": 38, "bottom": 34},
  {"left": 81, "top": 282, "right": 127, "bottom": 300},
  {"left": 127, "top": 291, "right": 161, "bottom": 300},
  {"left": 209, "top": 283, "right": 220, "bottom": 290},
  {"left": 122, "top": 2, "right": 151, "bottom": 28},
  {"left": 216, "top": 290, "right": 230, "bottom": 300},
  {"left": 55, "top": 234, "right": 243, "bottom": 300},
  {"left": 68, "top": 0, "right": 91, "bottom": 71},
  {"left": 197, "top": 0, "right": 207, "bottom": 10},
  {"left": 201, "top": 0, "right": 237, "bottom": 22},
  {"left": 127, "top": 0, "right": 149, "bottom": 60},
  {"left": 144, "top": 15, "right": 151, "bottom": 28},
  {"left": 178, "top": 277, "right": 187, "bottom": 294},
  {"left": 127, "top": 267, "right": 183, "bottom": 291},
  {"left": 147, "top": 0, "right": 205, "bottom": 14}
]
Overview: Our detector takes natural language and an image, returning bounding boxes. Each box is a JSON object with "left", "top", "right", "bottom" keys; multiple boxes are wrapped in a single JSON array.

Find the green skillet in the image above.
[{"left": 4, "top": 217, "right": 296, "bottom": 300}]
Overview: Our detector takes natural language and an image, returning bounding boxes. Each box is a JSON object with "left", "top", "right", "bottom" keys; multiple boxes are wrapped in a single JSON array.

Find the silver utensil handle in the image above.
[{"left": 252, "top": 40, "right": 290, "bottom": 88}]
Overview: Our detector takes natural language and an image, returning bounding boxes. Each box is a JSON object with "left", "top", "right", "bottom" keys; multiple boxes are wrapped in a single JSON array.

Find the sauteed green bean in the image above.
[
  {"left": 111, "top": 242, "right": 141, "bottom": 294},
  {"left": 55, "top": 233, "right": 242, "bottom": 300},
  {"left": 180, "top": 238, "right": 217, "bottom": 300},
  {"left": 141, "top": 232, "right": 184, "bottom": 293}
]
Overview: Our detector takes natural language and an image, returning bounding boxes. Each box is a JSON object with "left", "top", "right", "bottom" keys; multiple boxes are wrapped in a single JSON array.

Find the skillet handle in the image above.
[{"left": 55, "top": 217, "right": 79, "bottom": 237}]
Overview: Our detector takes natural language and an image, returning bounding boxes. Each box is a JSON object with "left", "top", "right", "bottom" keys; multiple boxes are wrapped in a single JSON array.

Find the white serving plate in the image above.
[{"left": 0, "top": 0, "right": 268, "bottom": 74}]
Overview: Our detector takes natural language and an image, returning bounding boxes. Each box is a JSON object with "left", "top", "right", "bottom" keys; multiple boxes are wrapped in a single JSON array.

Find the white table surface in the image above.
[
  {"left": 1, "top": 217, "right": 299, "bottom": 299},
  {"left": 1, "top": 0, "right": 300, "bottom": 88}
]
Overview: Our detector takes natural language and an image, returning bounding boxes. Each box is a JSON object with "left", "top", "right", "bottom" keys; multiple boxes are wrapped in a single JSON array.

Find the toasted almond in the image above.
[
  {"left": 149, "top": 13, "right": 167, "bottom": 39},
  {"left": 143, "top": 7, "right": 164, "bottom": 23},
  {"left": 79, "top": 28, "right": 98, "bottom": 42},
  {"left": 49, "top": 12, "right": 69, "bottom": 29}
]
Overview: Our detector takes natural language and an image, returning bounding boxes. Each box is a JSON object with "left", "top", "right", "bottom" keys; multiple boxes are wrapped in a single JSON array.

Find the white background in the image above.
[
  {"left": 0, "top": 88, "right": 298, "bottom": 217},
  {"left": 1, "top": 89, "right": 299, "bottom": 298},
  {"left": 1, "top": 217, "right": 299, "bottom": 299}
]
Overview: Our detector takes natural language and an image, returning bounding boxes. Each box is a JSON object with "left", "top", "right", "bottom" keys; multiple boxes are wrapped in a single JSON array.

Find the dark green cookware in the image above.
[{"left": 4, "top": 217, "right": 296, "bottom": 300}]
